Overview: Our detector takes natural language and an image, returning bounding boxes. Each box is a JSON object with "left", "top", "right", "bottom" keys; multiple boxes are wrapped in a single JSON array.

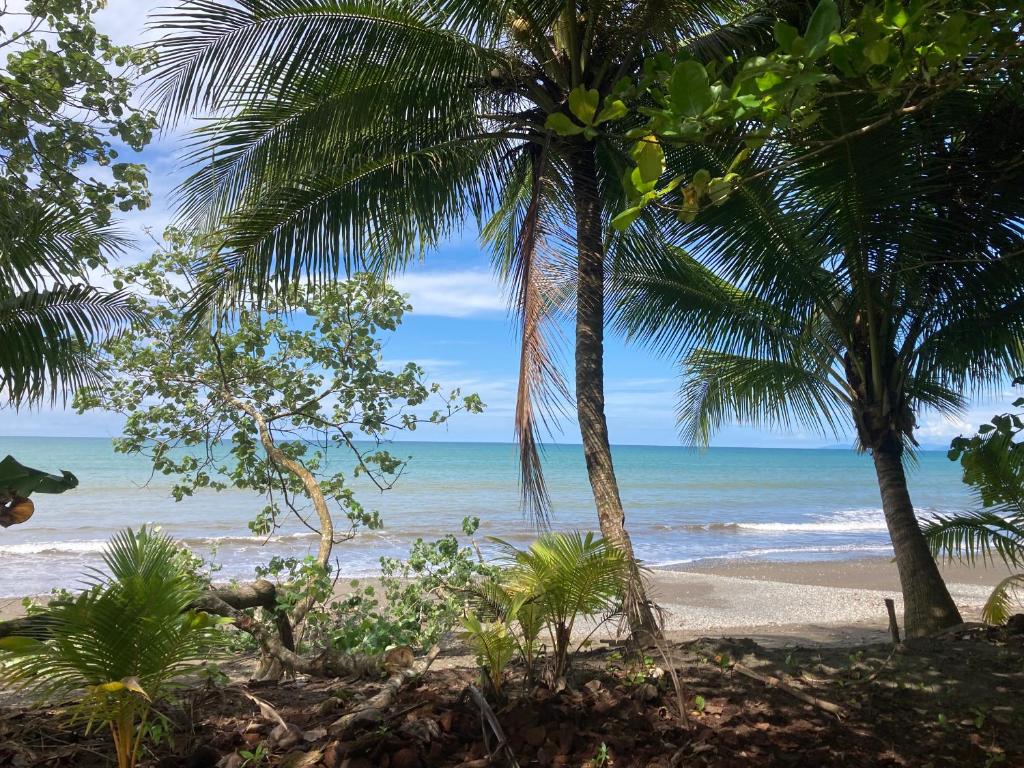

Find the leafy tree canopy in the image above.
[
  {"left": 74, "top": 230, "right": 484, "bottom": 565},
  {"left": 0, "top": 0, "right": 156, "bottom": 408},
  {"left": 544, "top": 0, "right": 1024, "bottom": 226}
]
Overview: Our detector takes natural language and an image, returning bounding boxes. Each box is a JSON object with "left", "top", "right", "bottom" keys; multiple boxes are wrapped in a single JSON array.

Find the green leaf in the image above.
[
  {"left": 595, "top": 99, "right": 628, "bottom": 125},
  {"left": 756, "top": 71, "right": 784, "bottom": 92},
  {"left": 864, "top": 39, "right": 891, "bottom": 65},
  {"left": 568, "top": 87, "right": 600, "bottom": 125},
  {"left": 804, "top": 0, "right": 841, "bottom": 55},
  {"left": 669, "top": 61, "right": 713, "bottom": 118},
  {"left": 631, "top": 137, "right": 665, "bottom": 185},
  {"left": 0, "top": 636, "right": 44, "bottom": 654},
  {"left": 545, "top": 112, "right": 584, "bottom": 136},
  {"left": 612, "top": 207, "right": 644, "bottom": 231},
  {"left": 774, "top": 21, "right": 800, "bottom": 53}
]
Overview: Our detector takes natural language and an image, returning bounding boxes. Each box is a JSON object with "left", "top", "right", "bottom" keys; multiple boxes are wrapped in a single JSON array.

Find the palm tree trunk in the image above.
[
  {"left": 871, "top": 437, "right": 962, "bottom": 636},
  {"left": 570, "top": 143, "right": 658, "bottom": 637}
]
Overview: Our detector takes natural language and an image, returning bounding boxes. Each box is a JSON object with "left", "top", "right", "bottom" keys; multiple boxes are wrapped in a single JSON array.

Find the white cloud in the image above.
[{"left": 393, "top": 271, "right": 506, "bottom": 318}]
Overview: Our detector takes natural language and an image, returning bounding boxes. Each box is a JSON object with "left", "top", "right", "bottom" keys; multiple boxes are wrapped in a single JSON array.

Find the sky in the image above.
[{"left": 0, "top": 1, "right": 1009, "bottom": 447}]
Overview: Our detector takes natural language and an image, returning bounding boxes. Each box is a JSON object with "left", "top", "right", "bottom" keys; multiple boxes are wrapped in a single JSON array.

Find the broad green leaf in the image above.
[
  {"left": 545, "top": 113, "right": 584, "bottom": 136},
  {"left": 611, "top": 207, "right": 643, "bottom": 231},
  {"left": 0, "top": 456, "right": 79, "bottom": 497},
  {"left": 631, "top": 136, "right": 665, "bottom": 185},
  {"left": 0, "top": 636, "right": 44, "bottom": 653},
  {"left": 865, "top": 39, "right": 891, "bottom": 64},
  {"left": 669, "top": 61, "right": 713, "bottom": 118},
  {"left": 568, "top": 87, "right": 600, "bottom": 125},
  {"left": 595, "top": 99, "right": 628, "bottom": 125},
  {"left": 756, "top": 71, "right": 784, "bottom": 92},
  {"left": 773, "top": 21, "right": 800, "bottom": 53},
  {"left": 804, "top": 0, "right": 841, "bottom": 55},
  {"left": 629, "top": 167, "right": 658, "bottom": 194}
]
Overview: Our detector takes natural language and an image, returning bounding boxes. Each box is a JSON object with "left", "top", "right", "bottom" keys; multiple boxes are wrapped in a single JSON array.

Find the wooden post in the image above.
[{"left": 885, "top": 598, "right": 901, "bottom": 645}]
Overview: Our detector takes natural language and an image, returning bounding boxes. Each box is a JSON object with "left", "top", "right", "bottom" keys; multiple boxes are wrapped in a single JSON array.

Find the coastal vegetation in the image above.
[
  {"left": 72, "top": 231, "right": 484, "bottom": 677},
  {"left": 0, "top": 527, "right": 225, "bottom": 768},
  {"left": 1, "top": 0, "right": 1024, "bottom": 765},
  {"left": 926, "top": 386, "right": 1024, "bottom": 623}
]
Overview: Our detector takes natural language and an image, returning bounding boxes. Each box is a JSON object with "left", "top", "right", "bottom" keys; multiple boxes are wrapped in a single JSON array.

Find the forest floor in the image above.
[{"left": 2, "top": 619, "right": 1022, "bottom": 768}]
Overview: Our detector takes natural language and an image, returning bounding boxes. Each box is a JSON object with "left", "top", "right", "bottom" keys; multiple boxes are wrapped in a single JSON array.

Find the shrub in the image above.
[{"left": 0, "top": 528, "right": 226, "bottom": 768}]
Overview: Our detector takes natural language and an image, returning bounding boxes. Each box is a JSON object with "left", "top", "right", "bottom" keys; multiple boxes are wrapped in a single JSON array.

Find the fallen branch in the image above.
[
  {"left": 329, "top": 645, "right": 440, "bottom": 736},
  {"left": 732, "top": 662, "right": 847, "bottom": 719},
  {"left": 467, "top": 684, "right": 520, "bottom": 768}
]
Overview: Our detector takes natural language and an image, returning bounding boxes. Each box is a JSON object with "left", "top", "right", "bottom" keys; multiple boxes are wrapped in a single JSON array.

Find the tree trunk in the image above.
[
  {"left": 570, "top": 143, "right": 659, "bottom": 638},
  {"left": 871, "top": 438, "right": 962, "bottom": 636}
]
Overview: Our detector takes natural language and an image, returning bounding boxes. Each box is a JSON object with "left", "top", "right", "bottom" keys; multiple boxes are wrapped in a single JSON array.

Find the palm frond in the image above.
[
  {"left": 922, "top": 510, "right": 1024, "bottom": 568},
  {"left": 679, "top": 348, "right": 849, "bottom": 445},
  {"left": 982, "top": 573, "right": 1024, "bottom": 625},
  {"left": 0, "top": 287, "right": 141, "bottom": 408}
]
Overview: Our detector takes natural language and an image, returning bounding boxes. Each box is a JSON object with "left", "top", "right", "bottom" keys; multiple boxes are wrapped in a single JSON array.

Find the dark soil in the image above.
[{"left": 2, "top": 623, "right": 1022, "bottom": 768}]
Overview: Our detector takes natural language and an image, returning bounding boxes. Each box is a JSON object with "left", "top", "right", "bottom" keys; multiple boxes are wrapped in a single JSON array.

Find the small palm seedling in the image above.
[
  {"left": 459, "top": 613, "right": 518, "bottom": 698},
  {"left": 495, "top": 531, "right": 629, "bottom": 680},
  {"left": 0, "top": 527, "right": 226, "bottom": 768}
]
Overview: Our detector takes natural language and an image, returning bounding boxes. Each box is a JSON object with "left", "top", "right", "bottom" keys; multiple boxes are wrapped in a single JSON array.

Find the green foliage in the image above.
[
  {"left": 492, "top": 531, "right": 630, "bottom": 680},
  {"left": 0, "top": 527, "right": 225, "bottom": 768},
  {"left": 459, "top": 613, "right": 517, "bottom": 696},
  {"left": 329, "top": 517, "right": 495, "bottom": 654},
  {"left": 145, "top": 0, "right": 777, "bottom": 518},
  {"left": 612, "top": 0, "right": 1024, "bottom": 226},
  {"left": 0, "top": 0, "right": 155, "bottom": 407},
  {"left": 76, "top": 231, "right": 482, "bottom": 630},
  {"left": 924, "top": 389, "right": 1024, "bottom": 623}
]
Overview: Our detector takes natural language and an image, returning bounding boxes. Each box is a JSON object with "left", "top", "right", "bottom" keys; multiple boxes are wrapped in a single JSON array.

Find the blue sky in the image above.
[{"left": 0, "top": 1, "right": 1007, "bottom": 447}]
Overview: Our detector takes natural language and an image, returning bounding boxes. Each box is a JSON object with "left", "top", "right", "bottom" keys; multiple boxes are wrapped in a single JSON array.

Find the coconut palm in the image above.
[
  {"left": 0, "top": 198, "right": 138, "bottom": 408},
  {"left": 614, "top": 83, "right": 1024, "bottom": 636},
  {"left": 146, "top": 0, "right": 785, "bottom": 633}
]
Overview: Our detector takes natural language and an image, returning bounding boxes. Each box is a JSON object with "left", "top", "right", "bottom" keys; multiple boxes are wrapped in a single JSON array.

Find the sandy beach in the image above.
[{"left": 2, "top": 556, "right": 1011, "bottom": 645}]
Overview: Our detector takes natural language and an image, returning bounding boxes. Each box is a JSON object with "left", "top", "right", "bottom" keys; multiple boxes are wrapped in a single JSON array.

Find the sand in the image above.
[{"left": 1, "top": 556, "right": 1012, "bottom": 646}]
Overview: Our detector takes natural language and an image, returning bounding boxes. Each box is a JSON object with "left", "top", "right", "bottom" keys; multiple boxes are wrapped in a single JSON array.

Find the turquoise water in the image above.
[{"left": 0, "top": 437, "right": 973, "bottom": 596}]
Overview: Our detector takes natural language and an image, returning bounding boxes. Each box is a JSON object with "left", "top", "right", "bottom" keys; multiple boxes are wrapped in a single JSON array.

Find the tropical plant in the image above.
[
  {"left": 0, "top": 1, "right": 154, "bottom": 408},
  {"left": 494, "top": 531, "right": 629, "bottom": 679},
  {"left": 330, "top": 517, "right": 497, "bottom": 655},
  {"left": 0, "top": 527, "right": 225, "bottom": 768},
  {"left": 615, "top": 76, "right": 1024, "bottom": 634},
  {"left": 145, "top": 0, "right": 789, "bottom": 633},
  {"left": 459, "top": 613, "right": 519, "bottom": 697},
  {"left": 924, "top": 390, "right": 1024, "bottom": 624},
  {"left": 74, "top": 232, "right": 482, "bottom": 671}
]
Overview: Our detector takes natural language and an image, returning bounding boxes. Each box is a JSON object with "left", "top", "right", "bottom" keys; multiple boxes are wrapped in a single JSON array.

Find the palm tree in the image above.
[
  {"left": 614, "top": 84, "right": 1024, "bottom": 636},
  {"left": 0, "top": 196, "right": 138, "bottom": 409},
  {"left": 146, "top": 0, "right": 783, "bottom": 633}
]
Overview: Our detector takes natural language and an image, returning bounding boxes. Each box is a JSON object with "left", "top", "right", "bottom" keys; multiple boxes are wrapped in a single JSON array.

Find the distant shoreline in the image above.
[{"left": 0, "top": 434, "right": 959, "bottom": 452}]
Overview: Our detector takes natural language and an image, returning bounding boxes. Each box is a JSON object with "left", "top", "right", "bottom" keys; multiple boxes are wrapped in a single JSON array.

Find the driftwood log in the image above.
[
  {"left": 732, "top": 662, "right": 847, "bottom": 719},
  {"left": 329, "top": 645, "right": 441, "bottom": 735}
]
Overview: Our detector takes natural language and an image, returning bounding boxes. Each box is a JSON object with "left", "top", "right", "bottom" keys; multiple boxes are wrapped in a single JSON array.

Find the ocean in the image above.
[{"left": 0, "top": 437, "right": 973, "bottom": 596}]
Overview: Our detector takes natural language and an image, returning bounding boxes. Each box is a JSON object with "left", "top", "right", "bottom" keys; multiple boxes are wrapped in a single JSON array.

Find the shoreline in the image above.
[{"left": 3, "top": 555, "right": 1011, "bottom": 644}]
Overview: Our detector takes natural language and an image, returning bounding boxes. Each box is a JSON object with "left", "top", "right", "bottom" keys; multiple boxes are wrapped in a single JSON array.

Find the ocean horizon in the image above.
[{"left": 0, "top": 436, "right": 973, "bottom": 596}]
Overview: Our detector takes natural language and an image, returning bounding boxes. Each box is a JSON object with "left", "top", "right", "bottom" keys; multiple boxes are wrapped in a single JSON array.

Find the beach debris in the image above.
[
  {"left": 731, "top": 661, "right": 847, "bottom": 719},
  {"left": 330, "top": 645, "right": 440, "bottom": 736}
]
